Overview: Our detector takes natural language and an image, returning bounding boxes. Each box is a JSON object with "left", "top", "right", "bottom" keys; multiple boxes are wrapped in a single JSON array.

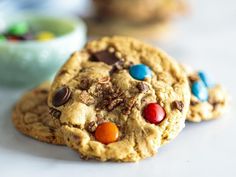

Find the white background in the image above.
[{"left": 0, "top": 0, "right": 235, "bottom": 176}]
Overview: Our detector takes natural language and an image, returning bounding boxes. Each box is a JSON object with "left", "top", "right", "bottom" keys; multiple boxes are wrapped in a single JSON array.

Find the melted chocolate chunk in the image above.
[
  {"left": 52, "top": 86, "right": 71, "bottom": 107},
  {"left": 172, "top": 101, "right": 184, "bottom": 112},
  {"left": 91, "top": 50, "right": 119, "bottom": 65}
]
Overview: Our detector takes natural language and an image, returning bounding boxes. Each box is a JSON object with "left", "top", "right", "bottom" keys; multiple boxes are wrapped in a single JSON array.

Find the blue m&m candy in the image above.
[
  {"left": 198, "top": 71, "right": 211, "bottom": 88},
  {"left": 129, "top": 64, "right": 151, "bottom": 80},
  {"left": 191, "top": 81, "right": 209, "bottom": 102}
]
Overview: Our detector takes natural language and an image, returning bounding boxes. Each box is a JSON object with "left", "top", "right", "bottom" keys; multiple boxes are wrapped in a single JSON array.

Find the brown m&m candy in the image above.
[{"left": 52, "top": 86, "right": 71, "bottom": 107}]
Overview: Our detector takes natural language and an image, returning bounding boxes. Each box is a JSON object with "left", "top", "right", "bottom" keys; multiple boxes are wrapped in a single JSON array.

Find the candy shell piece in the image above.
[
  {"left": 95, "top": 122, "right": 119, "bottom": 144},
  {"left": 7, "top": 22, "right": 29, "bottom": 36},
  {"left": 36, "top": 31, "right": 55, "bottom": 41},
  {"left": 143, "top": 103, "right": 166, "bottom": 125},
  {"left": 191, "top": 81, "right": 209, "bottom": 102},
  {"left": 129, "top": 64, "right": 152, "bottom": 80},
  {"left": 198, "top": 71, "right": 211, "bottom": 88}
]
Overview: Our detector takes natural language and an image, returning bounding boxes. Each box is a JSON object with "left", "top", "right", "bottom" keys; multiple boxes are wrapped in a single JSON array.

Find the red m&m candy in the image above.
[{"left": 143, "top": 103, "right": 166, "bottom": 124}]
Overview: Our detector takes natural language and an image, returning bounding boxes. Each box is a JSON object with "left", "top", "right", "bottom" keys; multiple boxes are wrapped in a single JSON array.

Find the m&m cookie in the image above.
[
  {"left": 48, "top": 36, "right": 190, "bottom": 162},
  {"left": 181, "top": 66, "right": 229, "bottom": 122}
]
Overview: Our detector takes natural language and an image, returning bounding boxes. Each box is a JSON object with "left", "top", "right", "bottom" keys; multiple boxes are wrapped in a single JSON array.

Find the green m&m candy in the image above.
[
  {"left": 0, "top": 35, "right": 6, "bottom": 42},
  {"left": 7, "top": 22, "right": 29, "bottom": 36}
]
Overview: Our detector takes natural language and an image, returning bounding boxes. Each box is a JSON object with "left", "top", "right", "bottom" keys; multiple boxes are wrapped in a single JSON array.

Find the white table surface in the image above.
[{"left": 0, "top": 0, "right": 236, "bottom": 176}]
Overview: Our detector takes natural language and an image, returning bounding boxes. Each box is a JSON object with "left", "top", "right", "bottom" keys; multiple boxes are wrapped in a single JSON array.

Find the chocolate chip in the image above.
[
  {"left": 136, "top": 82, "right": 149, "bottom": 93},
  {"left": 172, "top": 101, "right": 184, "bottom": 112},
  {"left": 52, "top": 86, "right": 71, "bottom": 107},
  {"left": 79, "top": 78, "right": 90, "bottom": 90},
  {"left": 49, "top": 108, "right": 61, "bottom": 119},
  {"left": 58, "top": 70, "right": 67, "bottom": 76},
  {"left": 91, "top": 50, "right": 119, "bottom": 65},
  {"left": 87, "top": 121, "right": 97, "bottom": 133}
]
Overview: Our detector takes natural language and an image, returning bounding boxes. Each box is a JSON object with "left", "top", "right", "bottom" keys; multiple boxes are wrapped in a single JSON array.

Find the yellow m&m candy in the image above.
[{"left": 36, "top": 31, "right": 55, "bottom": 41}]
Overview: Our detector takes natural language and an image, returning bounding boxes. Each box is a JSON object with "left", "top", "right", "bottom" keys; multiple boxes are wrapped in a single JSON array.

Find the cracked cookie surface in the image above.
[
  {"left": 48, "top": 36, "right": 190, "bottom": 162},
  {"left": 12, "top": 83, "right": 64, "bottom": 145}
]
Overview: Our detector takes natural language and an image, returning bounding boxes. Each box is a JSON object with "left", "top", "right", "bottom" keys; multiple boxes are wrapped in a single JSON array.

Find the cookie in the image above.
[
  {"left": 87, "top": 0, "right": 187, "bottom": 39},
  {"left": 184, "top": 68, "right": 228, "bottom": 122},
  {"left": 48, "top": 36, "right": 190, "bottom": 162},
  {"left": 85, "top": 17, "right": 170, "bottom": 40},
  {"left": 12, "top": 83, "right": 64, "bottom": 145},
  {"left": 93, "top": 0, "right": 187, "bottom": 23}
]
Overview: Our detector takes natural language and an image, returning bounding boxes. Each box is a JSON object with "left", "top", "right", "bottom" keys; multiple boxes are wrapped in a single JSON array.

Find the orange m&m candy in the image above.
[{"left": 95, "top": 122, "right": 119, "bottom": 144}]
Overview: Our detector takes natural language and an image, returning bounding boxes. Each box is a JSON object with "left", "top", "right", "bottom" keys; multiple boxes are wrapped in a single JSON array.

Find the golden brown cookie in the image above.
[
  {"left": 93, "top": 0, "right": 187, "bottom": 23},
  {"left": 48, "top": 36, "right": 190, "bottom": 162},
  {"left": 12, "top": 83, "right": 64, "bottom": 145},
  {"left": 87, "top": 0, "right": 187, "bottom": 39},
  {"left": 185, "top": 69, "right": 228, "bottom": 122},
  {"left": 85, "top": 18, "right": 171, "bottom": 40}
]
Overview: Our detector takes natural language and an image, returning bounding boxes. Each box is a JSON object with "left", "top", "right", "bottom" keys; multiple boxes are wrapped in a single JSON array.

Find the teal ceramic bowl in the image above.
[{"left": 0, "top": 13, "right": 86, "bottom": 87}]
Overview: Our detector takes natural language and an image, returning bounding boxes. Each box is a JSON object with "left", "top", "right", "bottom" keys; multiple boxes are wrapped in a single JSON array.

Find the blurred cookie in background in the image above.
[
  {"left": 85, "top": 0, "right": 187, "bottom": 39},
  {"left": 93, "top": 0, "right": 186, "bottom": 23}
]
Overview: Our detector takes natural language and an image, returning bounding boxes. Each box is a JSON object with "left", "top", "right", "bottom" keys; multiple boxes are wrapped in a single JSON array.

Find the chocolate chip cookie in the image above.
[
  {"left": 183, "top": 67, "right": 228, "bottom": 122},
  {"left": 85, "top": 18, "right": 170, "bottom": 40},
  {"left": 12, "top": 83, "right": 64, "bottom": 145},
  {"left": 93, "top": 0, "right": 187, "bottom": 23},
  {"left": 48, "top": 36, "right": 190, "bottom": 162},
  {"left": 87, "top": 0, "right": 187, "bottom": 39}
]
